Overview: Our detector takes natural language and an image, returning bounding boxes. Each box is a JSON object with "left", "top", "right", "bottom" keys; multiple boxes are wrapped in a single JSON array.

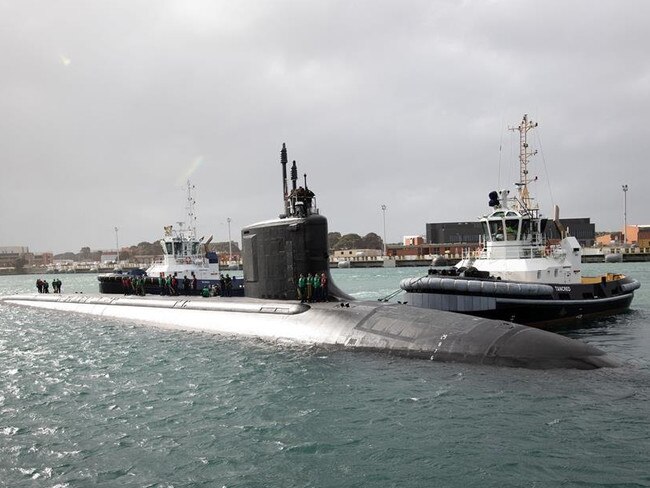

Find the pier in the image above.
[
  {"left": 329, "top": 257, "right": 446, "bottom": 268},
  {"left": 582, "top": 250, "right": 650, "bottom": 263}
]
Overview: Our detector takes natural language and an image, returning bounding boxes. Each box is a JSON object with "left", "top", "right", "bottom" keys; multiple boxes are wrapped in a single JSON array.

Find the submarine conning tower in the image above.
[{"left": 241, "top": 143, "right": 352, "bottom": 301}]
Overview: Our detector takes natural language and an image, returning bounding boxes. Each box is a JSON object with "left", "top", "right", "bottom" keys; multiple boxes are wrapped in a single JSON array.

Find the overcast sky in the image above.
[{"left": 2, "top": 0, "right": 648, "bottom": 254}]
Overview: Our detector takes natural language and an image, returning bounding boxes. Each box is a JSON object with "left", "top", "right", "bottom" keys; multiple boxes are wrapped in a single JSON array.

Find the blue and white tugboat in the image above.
[
  {"left": 401, "top": 114, "right": 640, "bottom": 329},
  {"left": 98, "top": 181, "right": 243, "bottom": 295}
]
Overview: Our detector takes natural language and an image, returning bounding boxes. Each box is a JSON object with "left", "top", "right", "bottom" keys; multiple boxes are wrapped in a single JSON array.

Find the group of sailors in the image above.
[
  {"left": 121, "top": 275, "right": 147, "bottom": 296},
  {"left": 35, "top": 278, "right": 62, "bottom": 293},
  {"left": 156, "top": 272, "right": 200, "bottom": 296},
  {"left": 204, "top": 274, "right": 234, "bottom": 297},
  {"left": 297, "top": 272, "right": 328, "bottom": 302},
  {"left": 119, "top": 272, "right": 200, "bottom": 296},
  {"left": 119, "top": 271, "right": 236, "bottom": 297}
]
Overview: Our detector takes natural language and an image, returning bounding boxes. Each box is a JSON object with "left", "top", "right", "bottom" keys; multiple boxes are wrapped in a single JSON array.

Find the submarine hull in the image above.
[{"left": 1, "top": 293, "right": 616, "bottom": 370}]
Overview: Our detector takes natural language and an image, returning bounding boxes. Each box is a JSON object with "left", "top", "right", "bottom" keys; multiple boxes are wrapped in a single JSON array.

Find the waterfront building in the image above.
[
  {"left": 385, "top": 242, "right": 465, "bottom": 260},
  {"left": 623, "top": 225, "right": 650, "bottom": 246},
  {"left": 637, "top": 226, "right": 650, "bottom": 248},
  {"left": 403, "top": 235, "right": 424, "bottom": 246},
  {"left": 0, "top": 246, "right": 53, "bottom": 269},
  {"left": 101, "top": 252, "right": 118, "bottom": 263},
  {"left": 596, "top": 232, "right": 624, "bottom": 247},
  {"left": 544, "top": 218, "right": 595, "bottom": 246}
]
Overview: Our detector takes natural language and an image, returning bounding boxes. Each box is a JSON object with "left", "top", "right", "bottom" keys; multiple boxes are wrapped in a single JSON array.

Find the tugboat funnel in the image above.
[{"left": 553, "top": 204, "right": 566, "bottom": 236}]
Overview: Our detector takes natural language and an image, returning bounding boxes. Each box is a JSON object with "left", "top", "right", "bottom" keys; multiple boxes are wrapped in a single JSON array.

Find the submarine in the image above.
[{"left": 1, "top": 144, "right": 618, "bottom": 370}]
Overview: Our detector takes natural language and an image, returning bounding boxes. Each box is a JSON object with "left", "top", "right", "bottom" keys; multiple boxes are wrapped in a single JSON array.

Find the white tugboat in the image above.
[
  {"left": 98, "top": 181, "right": 243, "bottom": 295},
  {"left": 401, "top": 114, "right": 640, "bottom": 329}
]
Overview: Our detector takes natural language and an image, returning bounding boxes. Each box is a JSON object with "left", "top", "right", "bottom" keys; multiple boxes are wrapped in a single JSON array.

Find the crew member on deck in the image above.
[
  {"left": 306, "top": 273, "right": 313, "bottom": 302},
  {"left": 225, "top": 274, "right": 232, "bottom": 296},
  {"left": 183, "top": 275, "right": 190, "bottom": 295},
  {"left": 312, "top": 272, "right": 321, "bottom": 301},
  {"left": 297, "top": 274, "right": 306, "bottom": 302},
  {"left": 320, "top": 272, "right": 328, "bottom": 301},
  {"left": 159, "top": 273, "right": 165, "bottom": 295}
]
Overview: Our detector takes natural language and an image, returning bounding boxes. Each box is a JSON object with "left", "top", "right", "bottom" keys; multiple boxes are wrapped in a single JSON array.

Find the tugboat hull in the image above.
[
  {"left": 97, "top": 273, "right": 244, "bottom": 296},
  {"left": 401, "top": 275, "right": 640, "bottom": 329}
]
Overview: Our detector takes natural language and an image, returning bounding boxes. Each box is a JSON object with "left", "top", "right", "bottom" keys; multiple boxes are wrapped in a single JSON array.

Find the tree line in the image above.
[
  {"left": 53, "top": 232, "right": 383, "bottom": 262},
  {"left": 54, "top": 241, "right": 242, "bottom": 262},
  {"left": 328, "top": 232, "right": 383, "bottom": 250}
]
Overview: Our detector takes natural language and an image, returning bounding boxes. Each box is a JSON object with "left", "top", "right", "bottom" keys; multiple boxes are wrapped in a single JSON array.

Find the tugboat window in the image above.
[
  {"left": 489, "top": 220, "right": 504, "bottom": 241},
  {"left": 521, "top": 220, "right": 531, "bottom": 240},
  {"left": 505, "top": 219, "right": 519, "bottom": 240}
]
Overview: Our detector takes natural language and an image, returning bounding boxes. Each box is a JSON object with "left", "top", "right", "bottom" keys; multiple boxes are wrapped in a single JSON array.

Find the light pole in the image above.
[
  {"left": 622, "top": 184, "right": 628, "bottom": 246},
  {"left": 114, "top": 226, "right": 120, "bottom": 263},
  {"left": 227, "top": 217, "right": 232, "bottom": 262},
  {"left": 381, "top": 204, "right": 387, "bottom": 256}
]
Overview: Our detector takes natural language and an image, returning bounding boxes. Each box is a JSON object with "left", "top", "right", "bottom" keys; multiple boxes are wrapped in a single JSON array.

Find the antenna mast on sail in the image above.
[
  {"left": 509, "top": 114, "right": 538, "bottom": 210},
  {"left": 280, "top": 143, "right": 290, "bottom": 217}
]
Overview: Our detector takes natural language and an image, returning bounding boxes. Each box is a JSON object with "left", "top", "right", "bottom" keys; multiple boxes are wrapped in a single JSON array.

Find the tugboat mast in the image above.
[
  {"left": 185, "top": 180, "right": 198, "bottom": 238},
  {"left": 509, "top": 114, "right": 538, "bottom": 211}
]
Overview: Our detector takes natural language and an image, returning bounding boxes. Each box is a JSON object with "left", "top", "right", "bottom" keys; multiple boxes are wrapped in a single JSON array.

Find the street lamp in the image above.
[
  {"left": 114, "top": 226, "right": 120, "bottom": 263},
  {"left": 381, "top": 204, "right": 387, "bottom": 256},
  {"left": 227, "top": 217, "right": 232, "bottom": 262},
  {"left": 622, "top": 184, "right": 628, "bottom": 246},
  {"left": 115, "top": 227, "right": 120, "bottom": 264}
]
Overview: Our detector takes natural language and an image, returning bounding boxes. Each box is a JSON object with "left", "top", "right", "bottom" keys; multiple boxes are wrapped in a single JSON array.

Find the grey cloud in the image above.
[{"left": 1, "top": 0, "right": 648, "bottom": 253}]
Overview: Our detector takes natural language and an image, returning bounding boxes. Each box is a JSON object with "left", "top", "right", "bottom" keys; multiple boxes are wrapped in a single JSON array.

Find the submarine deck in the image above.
[
  {"left": 1, "top": 293, "right": 617, "bottom": 370},
  {"left": 4, "top": 293, "right": 315, "bottom": 315}
]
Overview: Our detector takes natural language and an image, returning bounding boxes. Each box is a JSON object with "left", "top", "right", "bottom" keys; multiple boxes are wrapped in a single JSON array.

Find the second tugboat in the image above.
[
  {"left": 98, "top": 181, "right": 244, "bottom": 296},
  {"left": 401, "top": 114, "right": 640, "bottom": 329}
]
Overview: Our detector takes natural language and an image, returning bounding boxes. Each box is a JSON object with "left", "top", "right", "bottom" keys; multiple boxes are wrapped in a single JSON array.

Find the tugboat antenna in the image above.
[
  {"left": 185, "top": 180, "right": 197, "bottom": 238},
  {"left": 509, "top": 114, "right": 538, "bottom": 211}
]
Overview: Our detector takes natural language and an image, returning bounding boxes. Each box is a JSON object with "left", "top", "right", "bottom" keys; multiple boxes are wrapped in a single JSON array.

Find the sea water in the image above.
[{"left": 1, "top": 264, "right": 649, "bottom": 487}]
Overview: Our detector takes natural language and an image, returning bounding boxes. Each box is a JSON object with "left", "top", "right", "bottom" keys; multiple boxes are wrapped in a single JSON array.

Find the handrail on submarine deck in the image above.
[
  {"left": 378, "top": 288, "right": 404, "bottom": 302},
  {"left": 2, "top": 294, "right": 311, "bottom": 316},
  {"left": 378, "top": 275, "right": 428, "bottom": 302}
]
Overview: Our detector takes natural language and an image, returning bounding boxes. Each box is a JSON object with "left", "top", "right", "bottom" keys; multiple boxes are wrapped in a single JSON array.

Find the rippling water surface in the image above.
[{"left": 1, "top": 265, "right": 649, "bottom": 487}]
